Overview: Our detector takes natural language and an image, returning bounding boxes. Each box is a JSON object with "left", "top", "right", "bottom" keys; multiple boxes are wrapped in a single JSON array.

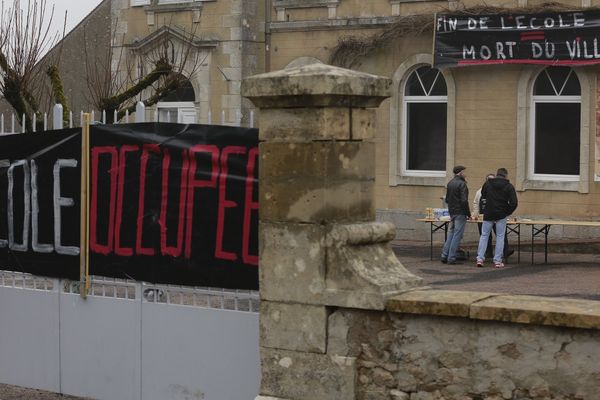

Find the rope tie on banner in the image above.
[{"left": 80, "top": 113, "right": 91, "bottom": 298}]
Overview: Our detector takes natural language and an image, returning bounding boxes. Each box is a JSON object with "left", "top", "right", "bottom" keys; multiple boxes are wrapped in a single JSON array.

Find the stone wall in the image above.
[
  {"left": 353, "top": 292, "right": 600, "bottom": 400},
  {"left": 258, "top": 287, "right": 600, "bottom": 399},
  {"left": 243, "top": 63, "right": 600, "bottom": 400}
]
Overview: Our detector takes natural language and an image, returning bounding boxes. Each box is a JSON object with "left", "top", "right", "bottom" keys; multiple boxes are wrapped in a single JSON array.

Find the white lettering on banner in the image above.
[
  {"left": 532, "top": 42, "right": 543, "bottom": 58},
  {"left": 463, "top": 45, "right": 476, "bottom": 59},
  {"left": 531, "top": 42, "right": 559, "bottom": 59},
  {"left": 496, "top": 42, "right": 506, "bottom": 59},
  {"left": 8, "top": 160, "right": 30, "bottom": 252},
  {"left": 53, "top": 159, "right": 79, "bottom": 256},
  {"left": 1, "top": 158, "right": 79, "bottom": 255},
  {"left": 31, "top": 160, "right": 54, "bottom": 253}
]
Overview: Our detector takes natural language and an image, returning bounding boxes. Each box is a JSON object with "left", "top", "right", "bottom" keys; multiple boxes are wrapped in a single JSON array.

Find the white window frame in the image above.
[
  {"left": 156, "top": 101, "right": 196, "bottom": 123},
  {"left": 516, "top": 66, "right": 591, "bottom": 193},
  {"left": 401, "top": 90, "right": 448, "bottom": 178},
  {"left": 529, "top": 94, "right": 581, "bottom": 182},
  {"left": 389, "top": 53, "right": 455, "bottom": 187}
]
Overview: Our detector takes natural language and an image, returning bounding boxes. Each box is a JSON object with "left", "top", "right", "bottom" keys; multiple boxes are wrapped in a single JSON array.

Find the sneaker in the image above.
[
  {"left": 493, "top": 262, "right": 505, "bottom": 269},
  {"left": 476, "top": 260, "right": 484, "bottom": 268},
  {"left": 440, "top": 257, "right": 448, "bottom": 264}
]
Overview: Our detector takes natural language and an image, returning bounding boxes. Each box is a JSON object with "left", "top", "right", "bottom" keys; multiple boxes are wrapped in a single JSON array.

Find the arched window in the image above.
[
  {"left": 531, "top": 67, "right": 580, "bottom": 178},
  {"left": 402, "top": 66, "right": 447, "bottom": 174},
  {"left": 156, "top": 74, "right": 197, "bottom": 123}
]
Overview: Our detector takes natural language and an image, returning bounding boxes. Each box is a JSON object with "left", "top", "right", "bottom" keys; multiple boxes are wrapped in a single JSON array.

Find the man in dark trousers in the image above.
[
  {"left": 441, "top": 165, "right": 470, "bottom": 265},
  {"left": 476, "top": 167, "right": 518, "bottom": 269}
]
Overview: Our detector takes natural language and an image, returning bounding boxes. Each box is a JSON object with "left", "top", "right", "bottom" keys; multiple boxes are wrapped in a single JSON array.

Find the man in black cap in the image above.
[
  {"left": 475, "top": 167, "right": 518, "bottom": 269},
  {"left": 441, "top": 165, "right": 470, "bottom": 264}
]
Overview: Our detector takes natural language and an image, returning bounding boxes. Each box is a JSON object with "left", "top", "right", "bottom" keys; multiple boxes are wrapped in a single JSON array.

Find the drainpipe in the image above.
[{"left": 265, "top": 0, "right": 272, "bottom": 72}]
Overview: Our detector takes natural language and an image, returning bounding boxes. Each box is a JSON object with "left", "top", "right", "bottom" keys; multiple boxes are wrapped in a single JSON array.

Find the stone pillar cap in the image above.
[{"left": 242, "top": 63, "right": 392, "bottom": 108}]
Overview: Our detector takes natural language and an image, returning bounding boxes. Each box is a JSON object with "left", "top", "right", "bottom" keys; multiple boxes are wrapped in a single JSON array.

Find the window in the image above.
[
  {"left": 156, "top": 75, "right": 197, "bottom": 123},
  {"left": 402, "top": 66, "right": 447, "bottom": 176},
  {"left": 530, "top": 67, "right": 581, "bottom": 180},
  {"left": 389, "top": 54, "right": 455, "bottom": 187}
]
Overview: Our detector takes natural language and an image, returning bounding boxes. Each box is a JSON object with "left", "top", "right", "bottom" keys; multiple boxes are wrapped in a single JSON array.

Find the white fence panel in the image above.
[
  {"left": 59, "top": 281, "right": 142, "bottom": 400},
  {"left": 0, "top": 274, "right": 60, "bottom": 393},
  {"left": 0, "top": 274, "right": 260, "bottom": 400},
  {"left": 140, "top": 286, "right": 260, "bottom": 400}
]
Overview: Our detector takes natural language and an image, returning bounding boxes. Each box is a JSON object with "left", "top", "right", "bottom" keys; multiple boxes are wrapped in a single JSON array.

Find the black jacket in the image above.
[
  {"left": 481, "top": 177, "right": 518, "bottom": 221},
  {"left": 445, "top": 175, "right": 470, "bottom": 217}
]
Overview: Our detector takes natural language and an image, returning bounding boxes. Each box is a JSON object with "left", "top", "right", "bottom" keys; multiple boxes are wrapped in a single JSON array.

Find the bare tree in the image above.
[
  {"left": 0, "top": 0, "right": 61, "bottom": 131},
  {"left": 84, "top": 20, "right": 206, "bottom": 123},
  {"left": 0, "top": 1, "right": 206, "bottom": 130}
]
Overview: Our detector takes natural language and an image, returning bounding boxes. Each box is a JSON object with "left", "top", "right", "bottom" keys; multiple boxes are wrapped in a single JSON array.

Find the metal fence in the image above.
[
  {"left": 0, "top": 102, "right": 256, "bottom": 133},
  {"left": 0, "top": 272, "right": 260, "bottom": 400},
  {"left": 0, "top": 104, "right": 261, "bottom": 399}
]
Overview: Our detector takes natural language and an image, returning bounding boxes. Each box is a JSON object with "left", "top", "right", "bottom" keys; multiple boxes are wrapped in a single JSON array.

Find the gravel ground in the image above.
[
  {"left": 2, "top": 240, "right": 599, "bottom": 399},
  {"left": 0, "top": 384, "right": 89, "bottom": 399}
]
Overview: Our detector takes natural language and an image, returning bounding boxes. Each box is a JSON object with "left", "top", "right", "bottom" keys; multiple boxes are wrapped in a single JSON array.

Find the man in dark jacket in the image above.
[
  {"left": 441, "top": 165, "right": 470, "bottom": 265},
  {"left": 475, "top": 167, "right": 518, "bottom": 268}
]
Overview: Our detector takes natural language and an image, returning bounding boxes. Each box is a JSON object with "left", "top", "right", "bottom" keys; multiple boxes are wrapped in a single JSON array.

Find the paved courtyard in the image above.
[{"left": 393, "top": 240, "right": 600, "bottom": 301}]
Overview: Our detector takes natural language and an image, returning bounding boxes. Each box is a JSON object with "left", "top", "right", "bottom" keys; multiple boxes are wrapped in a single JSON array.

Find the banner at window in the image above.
[
  {"left": 0, "top": 124, "right": 259, "bottom": 290},
  {"left": 434, "top": 10, "right": 600, "bottom": 67}
]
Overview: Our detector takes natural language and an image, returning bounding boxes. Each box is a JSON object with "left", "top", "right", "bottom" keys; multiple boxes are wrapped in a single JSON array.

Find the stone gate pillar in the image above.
[{"left": 242, "top": 63, "right": 424, "bottom": 400}]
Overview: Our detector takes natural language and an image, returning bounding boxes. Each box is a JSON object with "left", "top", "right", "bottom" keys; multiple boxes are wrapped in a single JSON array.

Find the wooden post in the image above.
[{"left": 80, "top": 113, "right": 91, "bottom": 298}]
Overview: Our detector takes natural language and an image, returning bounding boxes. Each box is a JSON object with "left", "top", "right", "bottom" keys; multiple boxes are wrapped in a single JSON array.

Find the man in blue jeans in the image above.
[
  {"left": 441, "top": 165, "right": 471, "bottom": 265},
  {"left": 476, "top": 168, "right": 518, "bottom": 269}
]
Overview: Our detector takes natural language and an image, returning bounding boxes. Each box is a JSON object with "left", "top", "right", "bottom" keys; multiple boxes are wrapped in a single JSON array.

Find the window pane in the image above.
[
  {"left": 407, "top": 103, "right": 447, "bottom": 171},
  {"left": 534, "top": 67, "right": 580, "bottom": 96},
  {"left": 430, "top": 73, "right": 447, "bottom": 96},
  {"left": 533, "top": 71, "right": 555, "bottom": 95},
  {"left": 561, "top": 71, "right": 581, "bottom": 96},
  {"left": 417, "top": 68, "right": 440, "bottom": 94},
  {"left": 406, "top": 66, "right": 447, "bottom": 96},
  {"left": 405, "top": 69, "right": 426, "bottom": 96},
  {"left": 534, "top": 102, "right": 580, "bottom": 175},
  {"left": 158, "top": 108, "right": 178, "bottom": 122}
]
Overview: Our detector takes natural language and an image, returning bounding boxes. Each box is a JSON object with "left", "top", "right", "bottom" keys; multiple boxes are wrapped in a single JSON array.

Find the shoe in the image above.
[
  {"left": 440, "top": 257, "right": 448, "bottom": 264},
  {"left": 493, "top": 262, "right": 505, "bottom": 269},
  {"left": 448, "top": 260, "right": 462, "bottom": 265},
  {"left": 476, "top": 260, "right": 484, "bottom": 268}
]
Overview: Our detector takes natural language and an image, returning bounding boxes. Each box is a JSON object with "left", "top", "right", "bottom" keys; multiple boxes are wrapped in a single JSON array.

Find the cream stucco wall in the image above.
[{"left": 269, "top": 0, "right": 600, "bottom": 240}]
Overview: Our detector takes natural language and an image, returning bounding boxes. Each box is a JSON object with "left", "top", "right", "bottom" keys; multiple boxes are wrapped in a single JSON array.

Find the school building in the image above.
[{"left": 29, "top": 0, "right": 600, "bottom": 240}]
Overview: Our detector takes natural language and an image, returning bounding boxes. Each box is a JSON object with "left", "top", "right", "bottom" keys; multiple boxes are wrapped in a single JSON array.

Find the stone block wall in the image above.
[{"left": 243, "top": 63, "right": 600, "bottom": 400}]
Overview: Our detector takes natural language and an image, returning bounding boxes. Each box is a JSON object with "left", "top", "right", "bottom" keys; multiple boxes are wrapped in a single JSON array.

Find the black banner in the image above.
[
  {"left": 0, "top": 129, "right": 82, "bottom": 280},
  {"left": 434, "top": 10, "right": 600, "bottom": 67},
  {"left": 0, "top": 124, "right": 259, "bottom": 290}
]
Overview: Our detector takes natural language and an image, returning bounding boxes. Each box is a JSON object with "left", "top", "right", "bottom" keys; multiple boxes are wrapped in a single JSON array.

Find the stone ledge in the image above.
[
  {"left": 387, "top": 290, "right": 495, "bottom": 318},
  {"left": 387, "top": 290, "right": 600, "bottom": 330}
]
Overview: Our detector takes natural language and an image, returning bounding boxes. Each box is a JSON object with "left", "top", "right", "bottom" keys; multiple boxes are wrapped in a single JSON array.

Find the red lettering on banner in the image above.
[
  {"left": 114, "top": 145, "right": 139, "bottom": 256},
  {"left": 215, "top": 146, "right": 246, "bottom": 262},
  {"left": 184, "top": 145, "right": 219, "bottom": 259},
  {"left": 159, "top": 149, "right": 189, "bottom": 257},
  {"left": 136, "top": 144, "right": 159, "bottom": 256},
  {"left": 242, "top": 147, "right": 259, "bottom": 266},
  {"left": 90, "top": 146, "right": 118, "bottom": 255}
]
